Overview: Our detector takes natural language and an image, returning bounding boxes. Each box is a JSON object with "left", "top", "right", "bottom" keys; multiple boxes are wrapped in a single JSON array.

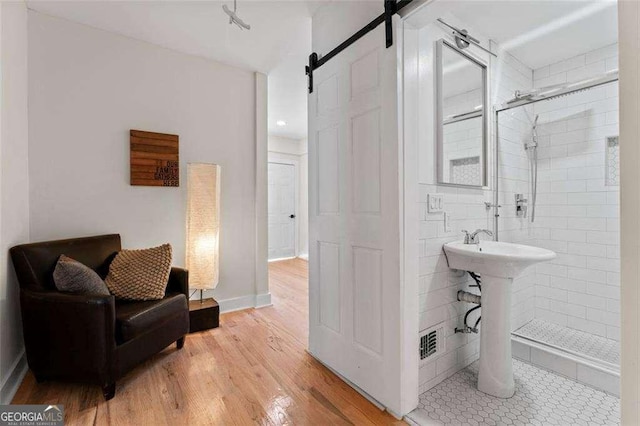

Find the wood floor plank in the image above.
[{"left": 11, "top": 258, "right": 404, "bottom": 425}]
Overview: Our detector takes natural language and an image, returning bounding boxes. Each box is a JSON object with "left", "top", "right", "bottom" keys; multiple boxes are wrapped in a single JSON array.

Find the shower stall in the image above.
[{"left": 494, "top": 69, "right": 620, "bottom": 392}]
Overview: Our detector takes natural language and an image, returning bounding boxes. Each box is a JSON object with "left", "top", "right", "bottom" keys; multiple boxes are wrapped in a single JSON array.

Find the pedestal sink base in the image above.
[
  {"left": 442, "top": 240, "right": 557, "bottom": 399},
  {"left": 478, "top": 274, "right": 515, "bottom": 398}
]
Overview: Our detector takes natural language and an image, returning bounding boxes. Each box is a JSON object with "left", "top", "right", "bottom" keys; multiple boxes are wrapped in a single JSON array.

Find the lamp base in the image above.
[{"left": 188, "top": 298, "right": 220, "bottom": 333}]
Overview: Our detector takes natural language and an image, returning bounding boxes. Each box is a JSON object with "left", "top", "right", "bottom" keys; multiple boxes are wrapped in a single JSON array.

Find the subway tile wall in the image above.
[{"left": 529, "top": 43, "right": 620, "bottom": 343}]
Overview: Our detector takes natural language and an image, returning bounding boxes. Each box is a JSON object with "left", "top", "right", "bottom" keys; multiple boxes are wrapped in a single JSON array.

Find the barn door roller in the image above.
[{"left": 305, "top": 0, "right": 413, "bottom": 93}]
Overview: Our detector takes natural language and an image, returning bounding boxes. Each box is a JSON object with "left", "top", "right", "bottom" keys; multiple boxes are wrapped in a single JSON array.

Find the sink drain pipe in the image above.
[
  {"left": 455, "top": 271, "right": 482, "bottom": 334},
  {"left": 457, "top": 290, "right": 481, "bottom": 305}
]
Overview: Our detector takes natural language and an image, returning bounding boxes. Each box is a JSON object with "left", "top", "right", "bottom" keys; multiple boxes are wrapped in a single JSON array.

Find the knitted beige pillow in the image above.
[{"left": 105, "top": 244, "right": 172, "bottom": 301}]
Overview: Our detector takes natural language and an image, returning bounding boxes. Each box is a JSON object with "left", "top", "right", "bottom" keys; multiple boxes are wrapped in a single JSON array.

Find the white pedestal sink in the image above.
[{"left": 443, "top": 240, "right": 556, "bottom": 398}]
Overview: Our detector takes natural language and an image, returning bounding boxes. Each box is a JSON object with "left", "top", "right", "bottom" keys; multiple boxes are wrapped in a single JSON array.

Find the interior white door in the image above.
[
  {"left": 308, "top": 22, "right": 405, "bottom": 415},
  {"left": 268, "top": 162, "right": 296, "bottom": 260}
]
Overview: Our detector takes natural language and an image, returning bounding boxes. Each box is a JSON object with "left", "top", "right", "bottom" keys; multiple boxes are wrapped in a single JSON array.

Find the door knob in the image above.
[{"left": 290, "top": 214, "right": 296, "bottom": 219}]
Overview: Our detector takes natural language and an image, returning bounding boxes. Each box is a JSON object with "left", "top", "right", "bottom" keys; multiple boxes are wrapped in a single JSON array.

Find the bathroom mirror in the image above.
[{"left": 436, "top": 39, "right": 488, "bottom": 187}]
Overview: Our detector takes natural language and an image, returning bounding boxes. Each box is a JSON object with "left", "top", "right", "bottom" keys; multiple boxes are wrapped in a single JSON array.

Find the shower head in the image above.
[
  {"left": 525, "top": 114, "right": 539, "bottom": 151},
  {"left": 506, "top": 69, "right": 618, "bottom": 107}
]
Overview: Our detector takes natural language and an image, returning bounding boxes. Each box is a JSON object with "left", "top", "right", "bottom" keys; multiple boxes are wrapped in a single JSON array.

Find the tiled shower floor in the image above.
[
  {"left": 406, "top": 359, "right": 619, "bottom": 426},
  {"left": 513, "top": 319, "right": 619, "bottom": 366}
]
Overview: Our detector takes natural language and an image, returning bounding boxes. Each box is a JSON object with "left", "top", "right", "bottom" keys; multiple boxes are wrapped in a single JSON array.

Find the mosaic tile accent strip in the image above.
[
  {"left": 408, "top": 359, "right": 619, "bottom": 426},
  {"left": 450, "top": 156, "right": 481, "bottom": 186},
  {"left": 606, "top": 136, "right": 619, "bottom": 186},
  {"left": 514, "top": 319, "right": 619, "bottom": 366}
]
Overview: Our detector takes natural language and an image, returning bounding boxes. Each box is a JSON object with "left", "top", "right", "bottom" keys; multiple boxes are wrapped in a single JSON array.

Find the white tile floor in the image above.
[
  {"left": 514, "top": 319, "right": 619, "bottom": 366},
  {"left": 407, "top": 359, "right": 620, "bottom": 426}
]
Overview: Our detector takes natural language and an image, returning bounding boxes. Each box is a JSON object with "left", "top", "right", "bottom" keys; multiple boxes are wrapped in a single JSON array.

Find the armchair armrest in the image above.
[
  {"left": 20, "top": 289, "right": 116, "bottom": 383},
  {"left": 167, "top": 267, "right": 189, "bottom": 298}
]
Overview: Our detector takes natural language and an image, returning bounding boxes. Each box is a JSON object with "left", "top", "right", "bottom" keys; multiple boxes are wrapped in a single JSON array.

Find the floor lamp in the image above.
[{"left": 186, "top": 163, "right": 221, "bottom": 331}]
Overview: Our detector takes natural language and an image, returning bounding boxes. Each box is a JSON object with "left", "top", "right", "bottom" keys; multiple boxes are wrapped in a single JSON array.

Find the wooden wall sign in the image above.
[{"left": 130, "top": 130, "right": 179, "bottom": 187}]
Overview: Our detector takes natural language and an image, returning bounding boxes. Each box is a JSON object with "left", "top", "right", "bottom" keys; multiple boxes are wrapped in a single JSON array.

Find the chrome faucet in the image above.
[{"left": 462, "top": 229, "right": 493, "bottom": 244}]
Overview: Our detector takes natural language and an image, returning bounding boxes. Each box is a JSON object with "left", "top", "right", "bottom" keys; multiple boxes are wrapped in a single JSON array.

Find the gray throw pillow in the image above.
[{"left": 53, "top": 255, "right": 110, "bottom": 296}]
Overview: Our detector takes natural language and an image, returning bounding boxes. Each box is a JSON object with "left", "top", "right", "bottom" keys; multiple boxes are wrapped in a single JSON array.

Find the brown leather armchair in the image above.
[{"left": 10, "top": 234, "right": 190, "bottom": 400}]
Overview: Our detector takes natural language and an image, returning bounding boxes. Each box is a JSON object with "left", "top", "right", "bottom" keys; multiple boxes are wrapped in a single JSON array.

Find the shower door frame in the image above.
[{"left": 491, "top": 71, "right": 619, "bottom": 241}]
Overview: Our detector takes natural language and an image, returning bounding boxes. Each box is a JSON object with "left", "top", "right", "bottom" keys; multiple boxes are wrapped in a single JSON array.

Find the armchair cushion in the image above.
[
  {"left": 115, "top": 292, "right": 187, "bottom": 344},
  {"left": 167, "top": 267, "right": 189, "bottom": 298},
  {"left": 53, "top": 255, "right": 110, "bottom": 296},
  {"left": 106, "top": 244, "right": 172, "bottom": 301}
]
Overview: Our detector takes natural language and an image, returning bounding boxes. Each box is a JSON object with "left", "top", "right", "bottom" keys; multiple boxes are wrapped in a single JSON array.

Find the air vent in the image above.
[{"left": 420, "top": 325, "right": 444, "bottom": 364}]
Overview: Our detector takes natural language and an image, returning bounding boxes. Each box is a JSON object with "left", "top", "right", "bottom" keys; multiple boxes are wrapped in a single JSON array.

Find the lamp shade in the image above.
[{"left": 186, "top": 163, "right": 221, "bottom": 290}]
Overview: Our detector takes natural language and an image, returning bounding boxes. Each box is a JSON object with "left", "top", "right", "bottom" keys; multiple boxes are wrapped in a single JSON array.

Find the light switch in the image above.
[{"left": 428, "top": 194, "right": 444, "bottom": 213}]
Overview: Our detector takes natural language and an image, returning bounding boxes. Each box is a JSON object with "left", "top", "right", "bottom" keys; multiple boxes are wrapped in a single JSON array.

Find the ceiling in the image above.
[
  {"left": 406, "top": 0, "right": 618, "bottom": 70},
  {"left": 268, "top": 51, "right": 310, "bottom": 139},
  {"left": 28, "top": 0, "right": 317, "bottom": 140},
  {"left": 27, "top": 1, "right": 617, "bottom": 141}
]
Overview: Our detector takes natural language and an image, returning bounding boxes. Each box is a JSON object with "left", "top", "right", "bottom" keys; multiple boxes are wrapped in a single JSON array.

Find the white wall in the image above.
[
  {"left": 619, "top": 0, "right": 640, "bottom": 420},
  {"left": 267, "top": 135, "right": 308, "bottom": 258},
  {"left": 28, "top": 12, "right": 264, "bottom": 310},
  {"left": 299, "top": 142, "right": 308, "bottom": 258},
  {"left": 268, "top": 135, "right": 306, "bottom": 156},
  {"left": 529, "top": 44, "right": 620, "bottom": 341},
  {"left": 311, "top": 2, "right": 382, "bottom": 54},
  {"left": 0, "top": 1, "right": 30, "bottom": 404},
  {"left": 255, "top": 73, "right": 270, "bottom": 307}
]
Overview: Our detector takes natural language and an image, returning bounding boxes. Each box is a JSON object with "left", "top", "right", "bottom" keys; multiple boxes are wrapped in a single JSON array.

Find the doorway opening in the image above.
[{"left": 265, "top": 21, "right": 310, "bottom": 304}]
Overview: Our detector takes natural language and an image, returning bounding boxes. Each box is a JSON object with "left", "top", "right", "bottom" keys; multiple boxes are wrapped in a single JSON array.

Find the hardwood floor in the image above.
[{"left": 12, "top": 258, "right": 404, "bottom": 425}]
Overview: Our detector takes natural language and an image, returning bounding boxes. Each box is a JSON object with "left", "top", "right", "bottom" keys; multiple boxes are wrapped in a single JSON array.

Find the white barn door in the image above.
[{"left": 308, "top": 22, "right": 411, "bottom": 416}]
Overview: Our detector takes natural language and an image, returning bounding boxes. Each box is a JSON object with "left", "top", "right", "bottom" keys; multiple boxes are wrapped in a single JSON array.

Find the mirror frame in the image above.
[{"left": 435, "top": 38, "right": 489, "bottom": 188}]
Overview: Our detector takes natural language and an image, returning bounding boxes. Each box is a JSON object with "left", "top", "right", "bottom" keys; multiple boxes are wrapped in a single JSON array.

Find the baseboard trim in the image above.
[
  {"left": 268, "top": 256, "right": 296, "bottom": 262},
  {"left": 217, "top": 295, "right": 257, "bottom": 313},
  {"left": 0, "top": 350, "right": 28, "bottom": 405},
  {"left": 255, "top": 293, "right": 272, "bottom": 308},
  {"left": 217, "top": 293, "right": 273, "bottom": 314},
  {"left": 298, "top": 253, "right": 309, "bottom": 261}
]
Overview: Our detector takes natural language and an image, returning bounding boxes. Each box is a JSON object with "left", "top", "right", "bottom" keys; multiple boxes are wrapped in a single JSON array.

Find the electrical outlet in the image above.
[
  {"left": 444, "top": 211, "right": 452, "bottom": 233},
  {"left": 428, "top": 194, "right": 444, "bottom": 213}
]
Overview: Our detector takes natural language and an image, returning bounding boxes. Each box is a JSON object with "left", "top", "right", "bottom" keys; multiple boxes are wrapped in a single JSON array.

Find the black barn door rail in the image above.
[{"left": 306, "top": 0, "right": 413, "bottom": 93}]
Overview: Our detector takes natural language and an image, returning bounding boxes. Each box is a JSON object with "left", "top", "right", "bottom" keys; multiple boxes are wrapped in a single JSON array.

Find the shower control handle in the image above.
[{"left": 515, "top": 194, "right": 528, "bottom": 218}]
